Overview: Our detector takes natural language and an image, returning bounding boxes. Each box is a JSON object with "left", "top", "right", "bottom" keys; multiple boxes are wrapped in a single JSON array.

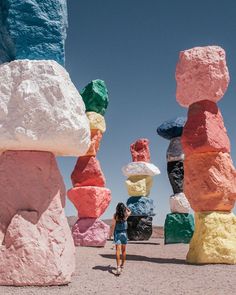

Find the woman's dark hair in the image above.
[{"left": 115, "top": 202, "right": 126, "bottom": 221}]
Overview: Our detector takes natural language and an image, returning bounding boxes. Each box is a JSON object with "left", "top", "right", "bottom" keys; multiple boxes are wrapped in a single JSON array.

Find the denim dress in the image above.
[{"left": 114, "top": 220, "right": 128, "bottom": 245}]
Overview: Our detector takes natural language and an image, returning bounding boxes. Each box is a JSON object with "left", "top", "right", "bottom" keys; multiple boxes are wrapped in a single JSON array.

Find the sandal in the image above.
[{"left": 116, "top": 266, "right": 121, "bottom": 275}]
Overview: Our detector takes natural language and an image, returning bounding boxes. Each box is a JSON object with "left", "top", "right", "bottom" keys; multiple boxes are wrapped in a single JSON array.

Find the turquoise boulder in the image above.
[
  {"left": 126, "top": 197, "right": 154, "bottom": 216},
  {"left": 0, "top": 0, "right": 67, "bottom": 65},
  {"left": 164, "top": 213, "right": 194, "bottom": 244}
]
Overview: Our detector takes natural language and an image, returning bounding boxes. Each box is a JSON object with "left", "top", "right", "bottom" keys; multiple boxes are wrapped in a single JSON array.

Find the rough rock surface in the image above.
[
  {"left": 126, "top": 175, "right": 153, "bottom": 197},
  {"left": 0, "top": 60, "right": 90, "bottom": 156},
  {"left": 130, "top": 138, "right": 150, "bottom": 162},
  {"left": 184, "top": 152, "right": 236, "bottom": 211},
  {"left": 122, "top": 162, "right": 160, "bottom": 177},
  {"left": 0, "top": 0, "right": 67, "bottom": 65},
  {"left": 164, "top": 213, "right": 194, "bottom": 244},
  {"left": 157, "top": 117, "right": 186, "bottom": 140},
  {"left": 127, "top": 197, "right": 154, "bottom": 216},
  {"left": 85, "top": 129, "right": 103, "bottom": 156},
  {"left": 86, "top": 112, "right": 106, "bottom": 133},
  {"left": 81, "top": 80, "right": 109, "bottom": 115},
  {"left": 67, "top": 187, "right": 111, "bottom": 218},
  {"left": 0, "top": 151, "right": 75, "bottom": 286},
  {"left": 182, "top": 100, "right": 230, "bottom": 156},
  {"left": 166, "top": 137, "right": 185, "bottom": 162},
  {"left": 187, "top": 212, "right": 236, "bottom": 264},
  {"left": 71, "top": 156, "right": 105, "bottom": 187},
  {"left": 127, "top": 216, "right": 153, "bottom": 241},
  {"left": 176, "top": 46, "right": 229, "bottom": 107},
  {"left": 169, "top": 193, "right": 190, "bottom": 213},
  {"left": 72, "top": 218, "right": 109, "bottom": 247},
  {"left": 167, "top": 161, "right": 184, "bottom": 194}
]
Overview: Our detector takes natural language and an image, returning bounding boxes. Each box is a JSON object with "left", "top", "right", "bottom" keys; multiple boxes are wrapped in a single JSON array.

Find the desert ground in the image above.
[{"left": 0, "top": 236, "right": 236, "bottom": 295}]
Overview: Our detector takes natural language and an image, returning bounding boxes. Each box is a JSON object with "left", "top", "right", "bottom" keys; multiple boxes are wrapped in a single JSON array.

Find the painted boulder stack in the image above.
[
  {"left": 157, "top": 118, "right": 194, "bottom": 244},
  {"left": 67, "top": 80, "right": 111, "bottom": 247},
  {"left": 0, "top": 0, "right": 92, "bottom": 286},
  {"left": 176, "top": 45, "right": 236, "bottom": 264},
  {"left": 122, "top": 139, "right": 160, "bottom": 240}
]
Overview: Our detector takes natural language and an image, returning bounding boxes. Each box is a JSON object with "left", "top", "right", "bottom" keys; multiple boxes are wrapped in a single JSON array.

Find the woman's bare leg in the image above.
[
  {"left": 116, "top": 245, "right": 121, "bottom": 267},
  {"left": 121, "top": 244, "right": 126, "bottom": 267}
]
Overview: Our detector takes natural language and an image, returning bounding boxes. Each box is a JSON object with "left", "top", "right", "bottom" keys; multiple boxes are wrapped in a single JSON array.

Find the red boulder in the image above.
[
  {"left": 182, "top": 100, "right": 230, "bottom": 156},
  {"left": 71, "top": 156, "right": 105, "bottom": 187},
  {"left": 130, "top": 138, "right": 150, "bottom": 162}
]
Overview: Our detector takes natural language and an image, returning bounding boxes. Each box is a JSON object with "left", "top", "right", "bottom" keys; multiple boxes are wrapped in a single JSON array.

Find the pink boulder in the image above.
[
  {"left": 72, "top": 218, "right": 110, "bottom": 247},
  {"left": 67, "top": 186, "right": 111, "bottom": 218},
  {"left": 130, "top": 138, "right": 150, "bottom": 162},
  {"left": 184, "top": 152, "right": 236, "bottom": 212},
  {"left": 71, "top": 156, "right": 105, "bottom": 187},
  {"left": 182, "top": 100, "right": 230, "bottom": 156},
  {"left": 176, "top": 46, "right": 230, "bottom": 107},
  {"left": 0, "top": 151, "right": 75, "bottom": 286}
]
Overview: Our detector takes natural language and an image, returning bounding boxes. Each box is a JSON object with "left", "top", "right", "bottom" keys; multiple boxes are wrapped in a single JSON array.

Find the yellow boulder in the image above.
[
  {"left": 187, "top": 212, "right": 236, "bottom": 264},
  {"left": 86, "top": 112, "right": 106, "bottom": 133},
  {"left": 126, "top": 175, "right": 153, "bottom": 197}
]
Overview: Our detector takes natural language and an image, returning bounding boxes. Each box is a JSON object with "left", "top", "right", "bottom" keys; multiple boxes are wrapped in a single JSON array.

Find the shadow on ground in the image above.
[
  {"left": 128, "top": 241, "right": 160, "bottom": 245},
  {"left": 100, "top": 254, "right": 187, "bottom": 265},
  {"left": 92, "top": 265, "right": 118, "bottom": 276}
]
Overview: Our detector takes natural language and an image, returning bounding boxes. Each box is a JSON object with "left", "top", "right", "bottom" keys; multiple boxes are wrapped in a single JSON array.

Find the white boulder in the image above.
[
  {"left": 169, "top": 193, "right": 190, "bottom": 213},
  {"left": 0, "top": 60, "right": 90, "bottom": 156},
  {"left": 122, "top": 162, "right": 160, "bottom": 177}
]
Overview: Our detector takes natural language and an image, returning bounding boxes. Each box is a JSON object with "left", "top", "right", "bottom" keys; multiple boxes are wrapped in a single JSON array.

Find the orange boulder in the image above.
[
  {"left": 184, "top": 152, "right": 236, "bottom": 211},
  {"left": 85, "top": 129, "right": 103, "bottom": 156},
  {"left": 67, "top": 186, "right": 111, "bottom": 218}
]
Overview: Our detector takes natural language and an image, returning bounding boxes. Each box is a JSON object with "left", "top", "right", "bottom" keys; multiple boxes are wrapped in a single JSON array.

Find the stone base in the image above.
[
  {"left": 0, "top": 151, "right": 75, "bottom": 286},
  {"left": 187, "top": 212, "right": 236, "bottom": 264},
  {"left": 164, "top": 213, "right": 194, "bottom": 244},
  {"left": 72, "top": 218, "right": 110, "bottom": 247},
  {"left": 127, "top": 216, "right": 152, "bottom": 241}
]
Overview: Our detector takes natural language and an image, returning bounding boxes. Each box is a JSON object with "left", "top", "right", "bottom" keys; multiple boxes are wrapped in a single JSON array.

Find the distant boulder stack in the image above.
[
  {"left": 67, "top": 79, "right": 111, "bottom": 248},
  {"left": 157, "top": 118, "right": 194, "bottom": 244},
  {"left": 122, "top": 138, "right": 160, "bottom": 240},
  {"left": 176, "top": 45, "right": 236, "bottom": 264}
]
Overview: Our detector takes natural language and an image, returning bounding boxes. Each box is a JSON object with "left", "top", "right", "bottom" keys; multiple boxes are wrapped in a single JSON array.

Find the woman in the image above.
[{"left": 110, "top": 203, "right": 131, "bottom": 275}]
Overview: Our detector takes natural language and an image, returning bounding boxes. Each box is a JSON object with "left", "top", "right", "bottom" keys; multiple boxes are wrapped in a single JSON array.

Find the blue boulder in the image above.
[
  {"left": 157, "top": 117, "right": 187, "bottom": 140},
  {"left": 126, "top": 197, "right": 155, "bottom": 216},
  {"left": 0, "top": 0, "right": 67, "bottom": 65}
]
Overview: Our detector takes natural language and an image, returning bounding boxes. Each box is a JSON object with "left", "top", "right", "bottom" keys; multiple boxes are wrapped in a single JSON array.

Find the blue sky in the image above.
[{"left": 58, "top": 0, "right": 236, "bottom": 225}]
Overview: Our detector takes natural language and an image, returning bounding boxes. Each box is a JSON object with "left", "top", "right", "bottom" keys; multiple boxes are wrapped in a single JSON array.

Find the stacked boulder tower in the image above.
[
  {"left": 67, "top": 80, "right": 111, "bottom": 247},
  {"left": 0, "top": 0, "right": 91, "bottom": 286},
  {"left": 157, "top": 118, "right": 194, "bottom": 244},
  {"left": 122, "top": 139, "right": 160, "bottom": 240},
  {"left": 176, "top": 45, "right": 236, "bottom": 264}
]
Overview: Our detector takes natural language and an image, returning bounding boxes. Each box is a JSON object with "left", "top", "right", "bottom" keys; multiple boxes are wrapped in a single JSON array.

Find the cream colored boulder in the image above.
[
  {"left": 86, "top": 112, "right": 106, "bottom": 133},
  {"left": 126, "top": 175, "right": 153, "bottom": 197},
  {"left": 187, "top": 212, "right": 236, "bottom": 264}
]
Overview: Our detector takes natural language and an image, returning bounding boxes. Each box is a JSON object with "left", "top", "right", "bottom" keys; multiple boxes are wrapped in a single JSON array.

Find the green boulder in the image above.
[
  {"left": 164, "top": 213, "right": 194, "bottom": 244},
  {"left": 81, "top": 79, "right": 109, "bottom": 115}
]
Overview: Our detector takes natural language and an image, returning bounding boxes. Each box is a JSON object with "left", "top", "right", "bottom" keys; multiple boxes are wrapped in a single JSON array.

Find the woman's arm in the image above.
[
  {"left": 109, "top": 215, "right": 116, "bottom": 239},
  {"left": 125, "top": 207, "right": 131, "bottom": 219}
]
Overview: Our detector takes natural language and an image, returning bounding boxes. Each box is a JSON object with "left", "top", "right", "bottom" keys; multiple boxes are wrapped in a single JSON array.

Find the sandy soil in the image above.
[{"left": 1, "top": 238, "right": 236, "bottom": 295}]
